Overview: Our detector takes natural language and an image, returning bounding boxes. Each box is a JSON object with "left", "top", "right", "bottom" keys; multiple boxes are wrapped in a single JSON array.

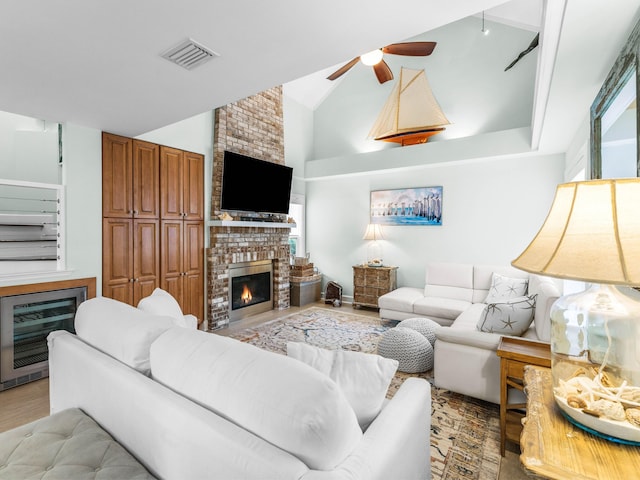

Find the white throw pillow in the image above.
[
  {"left": 477, "top": 294, "right": 537, "bottom": 336},
  {"left": 75, "top": 297, "right": 175, "bottom": 375},
  {"left": 286, "top": 342, "right": 398, "bottom": 431},
  {"left": 484, "top": 273, "right": 528, "bottom": 303},
  {"left": 138, "top": 288, "right": 193, "bottom": 328},
  {"left": 150, "top": 327, "right": 362, "bottom": 470}
]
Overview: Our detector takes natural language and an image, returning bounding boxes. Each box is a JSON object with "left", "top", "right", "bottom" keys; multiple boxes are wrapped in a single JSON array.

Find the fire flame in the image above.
[{"left": 241, "top": 284, "right": 253, "bottom": 304}]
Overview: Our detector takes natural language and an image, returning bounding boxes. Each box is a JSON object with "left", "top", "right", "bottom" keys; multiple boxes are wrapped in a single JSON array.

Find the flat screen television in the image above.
[{"left": 220, "top": 151, "right": 293, "bottom": 215}]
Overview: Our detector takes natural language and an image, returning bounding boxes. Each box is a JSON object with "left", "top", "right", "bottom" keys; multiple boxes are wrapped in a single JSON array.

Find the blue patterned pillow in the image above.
[{"left": 477, "top": 294, "right": 537, "bottom": 336}]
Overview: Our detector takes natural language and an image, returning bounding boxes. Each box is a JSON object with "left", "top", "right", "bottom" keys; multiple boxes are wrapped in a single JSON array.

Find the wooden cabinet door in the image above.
[
  {"left": 103, "top": 218, "right": 133, "bottom": 304},
  {"left": 160, "top": 146, "right": 184, "bottom": 219},
  {"left": 132, "top": 140, "right": 159, "bottom": 219},
  {"left": 102, "top": 133, "right": 132, "bottom": 218},
  {"left": 183, "top": 152, "right": 204, "bottom": 221},
  {"left": 133, "top": 219, "right": 159, "bottom": 304},
  {"left": 160, "top": 220, "right": 184, "bottom": 305},
  {"left": 183, "top": 221, "right": 203, "bottom": 320}
]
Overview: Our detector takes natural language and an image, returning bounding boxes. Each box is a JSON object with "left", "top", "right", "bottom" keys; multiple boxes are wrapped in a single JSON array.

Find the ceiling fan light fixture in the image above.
[{"left": 360, "top": 49, "right": 384, "bottom": 66}]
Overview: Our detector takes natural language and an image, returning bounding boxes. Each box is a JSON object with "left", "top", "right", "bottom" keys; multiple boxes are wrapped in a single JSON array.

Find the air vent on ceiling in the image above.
[{"left": 161, "top": 38, "right": 219, "bottom": 70}]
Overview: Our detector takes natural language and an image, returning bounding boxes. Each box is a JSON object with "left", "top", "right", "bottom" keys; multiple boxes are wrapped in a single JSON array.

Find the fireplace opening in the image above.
[{"left": 228, "top": 260, "right": 273, "bottom": 321}]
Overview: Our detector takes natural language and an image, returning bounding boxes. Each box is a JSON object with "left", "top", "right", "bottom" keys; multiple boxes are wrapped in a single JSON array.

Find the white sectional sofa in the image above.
[
  {"left": 38, "top": 296, "right": 432, "bottom": 480},
  {"left": 378, "top": 262, "right": 562, "bottom": 404}
]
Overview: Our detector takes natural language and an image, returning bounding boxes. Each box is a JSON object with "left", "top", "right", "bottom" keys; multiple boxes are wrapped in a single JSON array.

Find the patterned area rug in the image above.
[{"left": 229, "top": 306, "right": 501, "bottom": 480}]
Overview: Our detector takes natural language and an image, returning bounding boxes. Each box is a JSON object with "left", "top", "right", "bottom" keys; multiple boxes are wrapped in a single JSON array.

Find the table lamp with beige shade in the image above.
[
  {"left": 512, "top": 178, "right": 640, "bottom": 444},
  {"left": 363, "top": 223, "right": 384, "bottom": 267}
]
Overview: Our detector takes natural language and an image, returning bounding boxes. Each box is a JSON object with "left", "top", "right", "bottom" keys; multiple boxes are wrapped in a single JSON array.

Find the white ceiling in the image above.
[
  {"left": 0, "top": 0, "right": 508, "bottom": 138},
  {"left": 0, "top": 0, "right": 639, "bottom": 152}
]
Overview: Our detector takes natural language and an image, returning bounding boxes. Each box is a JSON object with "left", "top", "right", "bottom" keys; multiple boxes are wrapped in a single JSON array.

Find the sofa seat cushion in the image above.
[
  {"left": 75, "top": 297, "right": 175, "bottom": 375},
  {"left": 377, "top": 287, "right": 424, "bottom": 311},
  {"left": 413, "top": 296, "right": 471, "bottom": 321},
  {"left": 150, "top": 327, "right": 362, "bottom": 471},
  {"left": 0, "top": 408, "right": 155, "bottom": 479}
]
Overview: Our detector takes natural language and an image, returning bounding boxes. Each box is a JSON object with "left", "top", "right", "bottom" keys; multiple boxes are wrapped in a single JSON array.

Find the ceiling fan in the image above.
[{"left": 326, "top": 41, "right": 437, "bottom": 84}]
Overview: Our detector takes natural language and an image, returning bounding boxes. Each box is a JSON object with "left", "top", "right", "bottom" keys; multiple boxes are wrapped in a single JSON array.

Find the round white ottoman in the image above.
[
  {"left": 397, "top": 317, "right": 439, "bottom": 346},
  {"left": 377, "top": 326, "right": 433, "bottom": 373}
]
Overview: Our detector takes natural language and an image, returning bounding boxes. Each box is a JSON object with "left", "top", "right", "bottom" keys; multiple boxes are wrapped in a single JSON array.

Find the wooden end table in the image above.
[
  {"left": 521, "top": 365, "right": 640, "bottom": 479},
  {"left": 496, "top": 336, "right": 551, "bottom": 456}
]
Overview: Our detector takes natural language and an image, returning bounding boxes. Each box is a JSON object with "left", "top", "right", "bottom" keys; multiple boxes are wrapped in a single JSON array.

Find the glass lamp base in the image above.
[{"left": 551, "top": 284, "right": 640, "bottom": 444}]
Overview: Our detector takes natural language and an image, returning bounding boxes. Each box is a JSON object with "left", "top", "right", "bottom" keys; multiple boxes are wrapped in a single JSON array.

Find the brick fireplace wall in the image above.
[{"left": 207, "top": 86, "right": 291, "bottom": 330}]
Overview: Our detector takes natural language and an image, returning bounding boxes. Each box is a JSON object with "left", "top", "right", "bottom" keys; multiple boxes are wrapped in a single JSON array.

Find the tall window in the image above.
[{"left": 288, "top": 194, "right": 305, "bottom": 259}]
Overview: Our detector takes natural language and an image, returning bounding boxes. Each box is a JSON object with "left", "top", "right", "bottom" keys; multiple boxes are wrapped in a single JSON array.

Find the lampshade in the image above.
[
  {"left": 512, "top": 178, "right": 640, "bottom": 286},
  {"left": 362, "top": 223, "right": 384, "bottom": 241}
]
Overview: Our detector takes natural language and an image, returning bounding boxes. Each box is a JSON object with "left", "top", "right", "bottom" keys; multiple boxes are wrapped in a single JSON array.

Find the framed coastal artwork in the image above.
[{"left": 370, "top": 186, "right": 443, "bottom": 226}]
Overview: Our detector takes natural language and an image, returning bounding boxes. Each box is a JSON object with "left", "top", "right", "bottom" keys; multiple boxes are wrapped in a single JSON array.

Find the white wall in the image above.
[
  {"left": 60, "top": 123, "right": 103, "bottom": 286},
  {"left": 283, "top": 95, "right": 313, "bottom": 196},
  {"left": 0, "top": 112, "right": 59, "bottom": 184},
  {"left": 305, "top": 151, "right": 564, "bottom": 298}
]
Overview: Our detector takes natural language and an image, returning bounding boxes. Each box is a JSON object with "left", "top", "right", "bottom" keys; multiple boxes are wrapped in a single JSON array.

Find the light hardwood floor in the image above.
[{"left": 0, "top": 301, "right": 527, "bottom": 479}]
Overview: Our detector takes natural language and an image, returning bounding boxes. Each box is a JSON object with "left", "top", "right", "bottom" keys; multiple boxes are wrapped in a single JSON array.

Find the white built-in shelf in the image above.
[{"left": 207, "top": 220, "right": 295, "bottom": 229}]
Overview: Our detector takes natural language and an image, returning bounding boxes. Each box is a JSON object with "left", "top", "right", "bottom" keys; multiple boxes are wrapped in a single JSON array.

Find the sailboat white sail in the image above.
[{"left": 368, "top": 67, "right": 450, "bottom": 145}]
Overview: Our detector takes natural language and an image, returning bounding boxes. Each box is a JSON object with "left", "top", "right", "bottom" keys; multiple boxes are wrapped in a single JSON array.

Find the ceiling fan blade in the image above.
[
  {"left": 326, "top": 57, "right": 360, "bottom": 80},
  {"left": 504, "top": 33, "right": 539, "bottom": 71},
  {"left": 382, "top": 41, "right": 437, "bottom": 57},
  {"left": 373, "top": 60, "right": 393, "bottom": 84}
]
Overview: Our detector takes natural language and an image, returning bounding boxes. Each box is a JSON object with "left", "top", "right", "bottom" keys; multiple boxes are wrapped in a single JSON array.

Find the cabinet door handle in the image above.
[{"left": 133, "top": 210, "right": 139, "bottom": 215}]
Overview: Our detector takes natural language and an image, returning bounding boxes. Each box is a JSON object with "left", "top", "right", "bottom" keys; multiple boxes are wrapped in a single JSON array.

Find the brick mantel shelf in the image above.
[{"left": 207, "top": 220, "right": 295, "bottom": 229}]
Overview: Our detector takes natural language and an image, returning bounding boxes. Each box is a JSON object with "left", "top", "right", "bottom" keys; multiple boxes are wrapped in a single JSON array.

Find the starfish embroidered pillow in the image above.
[
  {"left": 484, "top": 273, "right": 528, "bottom": 303},
  {"left": 477, "top": 294, "right": 537, "bottom": 336}
]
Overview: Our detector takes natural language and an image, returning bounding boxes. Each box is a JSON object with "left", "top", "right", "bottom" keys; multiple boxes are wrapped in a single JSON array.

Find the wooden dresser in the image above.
[{"left": 352, "top": 265, "right": 397, "bottom": 309}]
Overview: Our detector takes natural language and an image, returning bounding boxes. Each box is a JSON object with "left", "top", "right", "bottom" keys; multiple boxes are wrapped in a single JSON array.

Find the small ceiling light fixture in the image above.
[
  {"left": 360, "top": 49, "right": 384, "bottom": 66},
  {"left": 481, "top": 11, "right": 490, "bottom": 36}
]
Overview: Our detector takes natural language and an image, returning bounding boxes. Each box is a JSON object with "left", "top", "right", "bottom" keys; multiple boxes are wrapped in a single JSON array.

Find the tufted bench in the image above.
[{"left": 0, "top": 408, "right": 155, "bottom": 479}]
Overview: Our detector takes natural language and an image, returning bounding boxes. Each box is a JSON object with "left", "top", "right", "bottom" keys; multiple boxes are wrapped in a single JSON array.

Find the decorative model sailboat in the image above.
[{"left": 368, "top": 67, "right": 450, "bottom": 146}]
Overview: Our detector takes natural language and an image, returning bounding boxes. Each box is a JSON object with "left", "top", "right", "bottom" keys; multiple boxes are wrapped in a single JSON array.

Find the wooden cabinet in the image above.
[
  {"left": 352, "top": 265, "right": 397, "bottom": 309},
  {"left": 160, "top": 147, "right": 204, "bottom": 221},
  {"left": 159, "top": 219, "right": 204, "bottom": 316},
  {"left": 159, "top": 148, "right": 204, "bottom": 320},
  {"left": 103, "top": 133, "right": 204, "bottom": 323},
  {"left": 102, "top": 218, "right": 160, "bottom": 305},
  {"left": 102, "top": 133, "right": 159, "bottom": 219}
]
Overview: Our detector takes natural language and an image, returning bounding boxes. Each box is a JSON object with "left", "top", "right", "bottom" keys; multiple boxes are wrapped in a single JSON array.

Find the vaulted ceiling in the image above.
[{"left": 0, "top": 0, "right": 639, "bottom": 155}]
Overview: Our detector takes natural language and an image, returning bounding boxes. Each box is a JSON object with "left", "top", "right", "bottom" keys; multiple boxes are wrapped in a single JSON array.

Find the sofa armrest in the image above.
[
  {"left": 301, "top": 377, "right": 431, "bottom": 480},
  {"left": 435, "top": 326, "right": 502, "bottom": 350},
  {"left": 529, "top": 275, "right": 562, "bottom": 342}
]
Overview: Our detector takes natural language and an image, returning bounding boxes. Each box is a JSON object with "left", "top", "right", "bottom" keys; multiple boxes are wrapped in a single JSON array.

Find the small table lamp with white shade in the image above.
[
  {"left": 363, "top": 223, "right": 384, "bottom": 267},
  {"left": 512, "top": 178, "right": 640, "bottom": 443}
]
